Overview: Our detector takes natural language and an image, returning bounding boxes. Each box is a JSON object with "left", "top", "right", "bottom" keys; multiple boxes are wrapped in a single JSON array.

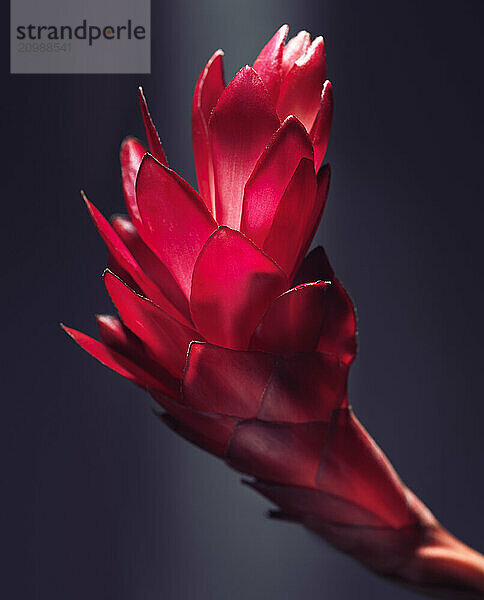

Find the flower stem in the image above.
[{"left": 396, "top": 524, "right": 484, "bottom": 599}]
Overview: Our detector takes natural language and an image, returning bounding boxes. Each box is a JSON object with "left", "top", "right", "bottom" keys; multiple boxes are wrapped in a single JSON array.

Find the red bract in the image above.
[
  {"left": 66, "top": 25, "right": 345, "bottom": 391},
  {"left": 65, "top": 26, "right": 484, "bottom": 599}
]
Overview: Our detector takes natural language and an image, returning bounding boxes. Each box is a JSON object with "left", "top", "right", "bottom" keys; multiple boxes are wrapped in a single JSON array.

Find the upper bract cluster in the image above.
[
  {"left": 64, "top": 27, "right": 372, "bottom": 516},
  {"left": 67, "top": 24, "right": 353, "bottom": 385}
]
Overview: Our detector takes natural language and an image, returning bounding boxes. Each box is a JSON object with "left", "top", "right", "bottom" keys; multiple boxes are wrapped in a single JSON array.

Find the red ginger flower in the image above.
[{"left": 64, "top": 25, "right": 484, "bottom": 599}]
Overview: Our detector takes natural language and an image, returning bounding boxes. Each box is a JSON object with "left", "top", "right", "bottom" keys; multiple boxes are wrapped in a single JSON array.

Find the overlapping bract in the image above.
[{"left": 65, "top": 25, "right": 422, "bottom": 569}]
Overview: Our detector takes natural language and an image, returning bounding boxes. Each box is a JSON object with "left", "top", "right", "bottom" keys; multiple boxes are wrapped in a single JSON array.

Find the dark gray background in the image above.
[{"left": 2, "top": 0, "right": 483, "bottom": 598}]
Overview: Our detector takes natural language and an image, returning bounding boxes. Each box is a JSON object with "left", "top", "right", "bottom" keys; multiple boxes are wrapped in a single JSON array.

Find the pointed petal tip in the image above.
[
  {"left": 95, "top": 313, "right": 114, "bottom": 325},
  {"left": 60, "top": 323, "right": 79, "bottom": 340},
  {"left": 103, "top": 268, "right": 136, "bottom": 293},
  {"left": 297, "top": 35, "right": 324, "bottom": 66},
  {"left": 101, "top": 267, "right": 117, "bottom": 283},
  {"left": 81, "top": 190, "right": 98, "bottom": 218},
  {"left": 135, "top": 150, "right": 166, "bottom": 174},
  {"left": 310, "top": 81, "right": 333, "bottom": 169},
  {"left": 120, "top": 135, "right": 142, "bottom": 150},
  {"left": 137, "top": 87, "right": 168, "bottom": 165},
  {"left": 266, "top": 23, "right": 289, "bottom": 43},
  {"left": 62, "top": 323, "right": 94, "bottom": 346},
  {"left": 232, "top": 64, "right": 261, "bottom": 82}
]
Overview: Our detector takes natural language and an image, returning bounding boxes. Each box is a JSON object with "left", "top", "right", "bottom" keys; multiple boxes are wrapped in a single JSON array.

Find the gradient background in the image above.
[{"left": 2, "top": 1, "right": 484, "bottom": 598}]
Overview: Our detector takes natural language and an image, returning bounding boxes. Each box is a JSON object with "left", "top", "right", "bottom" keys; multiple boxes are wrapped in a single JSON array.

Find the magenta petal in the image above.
[
  {"left": 120, "top": 137, "right": 146, "bottom": 226},
  {"left": 111, "top": 215, "right": 192, "bottom": 326},
  {"left": 227, "top": 420, "right": 328, "bottom": 487},
  {"left": 192, "top": 50, "right": 226, "bottom": 213},
  {"left": 209, "top": 66, "right": 280, "bottom": 229},
  {"left": 294, "top": 246, "right": 357, "bottom": 364},
  {"left": 107, "top": 252, "right": 142, "bottom": 296},
  {"left": 135, "top": 154, "right": 217, "bottom": 298},
  {"left": 96, "top": 314, "right": 180, "bottom": 397},
  {"left": 241, "top": 116, "right": 313, "bottom": 249},
  {"left": 310, "top": 81, "right": 334, "bottom": 171},
  {"left": 316, "top": 408, "right": 415, "bottom": 529},
  {"left": 250, "top": 282, "right": 329, "bottom": 354},
  {"left": 152, "top": 391, "right": 237, "bottom": 457},
  {"left": 83, "top": 193, "right": 179, "bottom": 316},
  {"left": 317, "top": 281, "right": 356, "bottom": 365},
  {"left": 294, "top": 245, "right": 331, "bottom": 285},
  {"left": 181, "top": 342, "right": 275, "bottom": 418},
  {"left": 104, "top": 270, "right": 200, "bottom": 378},
  {"left": 281, "top": 31, "right": 311, "bottom": 79},
  {"left": 258, "top": 353, "right": 347, "bottom": 423},
  {"left": 62, "top": 325, "right": 172, "bottom": 394},
  {"left": 277, "top": 36, "right": 326, "bottom": 131},
  {"left": 253, "top": 24, "right": 288, "bottom": 105},
  {"left": 263, "top": 158, "right": 317, "bottom": 276},
  {"left": 248, "top": 481, "right": 389, "bottom": 528},
  {"left": 97, "top": 314, "right": 146, "bottom": 359},
  {"left": 182, "top": 342, "right": 345, "bottom": 425},
  {"left": 190, "top": 227, "right": 288, "bottom": 349},
  {"left": 137, "top": 87, "right": 168, "bottom": 165},
  {"left": 160, "top": 413, "right": 234, "bottom": 458},
  {"left": 290, "top": 164, "right": 331, "bottom": 277}
]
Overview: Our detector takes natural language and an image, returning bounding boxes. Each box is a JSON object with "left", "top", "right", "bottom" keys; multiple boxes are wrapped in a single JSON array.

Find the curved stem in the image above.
[{"left": 396, "top": 525, "right": 484, "bottom": 599}]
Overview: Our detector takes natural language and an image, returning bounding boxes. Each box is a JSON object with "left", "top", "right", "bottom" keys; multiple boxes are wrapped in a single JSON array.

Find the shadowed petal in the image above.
[
  {"left": 135, "top": 154, "right": 217, "bottom": 297},
  {"left": 62, "top": 325, "right": 175, "bottom": 395},
  {"left": 253, "top": 24, "right": 288, "bottom": 105},
  {"left": 181, "top": 342, "right": 275, "bottom": 417},
  {"left": 247, "top": 480, "right": 390, "bottom": 527},
  {"left": 241, "top": 116, "right": 313, "bottom": 249},
  {"left": 192, "top": 50, "right": 225, "bottom": 213},
  {"left": 111, "top": 215, "right": 192, "bottom": 325},
  {"left": 250, "top": 282, "right": 328, "bottom": 354},
  {"left": 227, "top": 420, "right": 328, "bottom": 487},
  {"left": 263, "top": 158, "right": 318, "bottom": 276},
  {"left": 104, "top": 270, "right": 201, "bottom": 378},
  {"left": 316, "top": 408, "right": 415, "bottom": 529},
  {"left": 257, "top": 353, "right": 347, "bottom": 423},
  {"left": 152, "top": 391, "right": 237, "bottom": 457},
  {"left": 290, "top": 164, "right": 331, "bottom": 277},
  {"left": 96, "top": 314, "right": 146, "bottom": 360},
  {"left": 190, "top": 227, "right": 288, "bottom": 349},
  {"left": 310, "top": 80, "right": 334, "bottom": 171},
  {"left": 181, "top": 342, "right": 345, "bottom": 424},
  {"left": 107, "top": 251, "right": 142, "bottom": 296},
  {"left": 293, "top": 246, "right": 357, "bottom": 365},
  {"left": 120, "top": 137, "right": 146, "bottom": 226},
  {"left": 138, "top": 87, "right": 168, "bottom": 165},
  {"left": 96, "top": 314, "right": 180, "bottom": 394},
  {"left": 277, "top": 36, "right": 326, "bottom": 131},
  {"left": 209, "top": 66, "right": 280, "bottom": 229},
  {"left": 83, "top": 192, "right": 183, "bottom": 318}
]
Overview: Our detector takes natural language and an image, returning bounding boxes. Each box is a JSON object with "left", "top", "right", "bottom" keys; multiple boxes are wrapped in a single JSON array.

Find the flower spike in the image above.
[
  {"left": 65, "top": 25, "right": 484, "bottom": 600},
  {"left": 137, "top": 86, "right": 167, "bottom": 165}
]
